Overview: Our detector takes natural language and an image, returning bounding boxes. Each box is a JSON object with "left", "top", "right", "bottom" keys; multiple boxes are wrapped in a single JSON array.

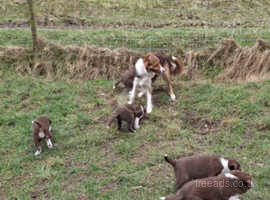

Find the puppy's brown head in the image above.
[
  {"left": 230, "top": 170, "right": 253, "bottom": 193},
  {"left": 143, "top": 53, "right": 165, "bottom": 73},
  {"left": 227, "top": 158, "right": 241, "bottom": 171},
  {"left": 34, "top": 117, "right": 52, "bottom": 139}
]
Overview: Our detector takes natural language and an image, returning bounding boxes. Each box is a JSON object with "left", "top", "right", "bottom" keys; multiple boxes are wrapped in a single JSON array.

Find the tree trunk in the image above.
[{"left": 26, "top": 0, "right": 38, "bottom": 68}]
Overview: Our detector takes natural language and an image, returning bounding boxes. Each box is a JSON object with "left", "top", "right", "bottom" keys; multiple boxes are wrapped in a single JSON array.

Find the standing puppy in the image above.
[
  {"left": 107, "top": 104, "right": 145, "bottom": 132},
  {"left": 160, "top": 170, "right": 253, "bottom": 200},
  {"left": 128, "top": 53, "right": 165, "bottom": 113},
  {"left": 128, "top": 53, "right": 183, "bottom": 113},
  {"left": 164, "top": 154, "right": 241, "bottom": 191},
  {"left": 32, "top": 116, "right": 53, "bottom": 156}
]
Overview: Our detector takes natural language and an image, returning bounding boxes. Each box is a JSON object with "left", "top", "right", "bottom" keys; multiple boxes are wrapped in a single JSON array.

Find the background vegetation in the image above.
[{"left": 0, "top": 0, "right": 270, "bottom": 199}]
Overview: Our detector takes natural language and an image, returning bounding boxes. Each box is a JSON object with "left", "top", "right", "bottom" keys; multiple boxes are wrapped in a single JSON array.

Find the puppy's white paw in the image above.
[
  {"left": 138, "top": 91, "right": 145, "bottom": 98},
  {"left": 134, "top": 125, "right": 140, "bottom": 129},
  {"left": 113, "top": 85, "right": 116, "bottom": 89},
  {"left": 34, "top": 150, "right": 41, "bottom": 156},
  {"left": 170, "top": 93, "right": 176, "bottom": 101},
  {"left": 160, "top": 197, "right": 166, "bottom": 200},
  {"left": 46, "top": 139, "right": 53, "bottom": 149},
  {"left": 128, "top": 100, "right": 133, "bottom": 104},
  {"left": 146, "top": 106, "right": 152, "bottom": 113}
]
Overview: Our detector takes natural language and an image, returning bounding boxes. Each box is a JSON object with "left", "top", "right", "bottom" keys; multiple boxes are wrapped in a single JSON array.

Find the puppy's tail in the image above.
[
  {"left": 164, "top": 154, "right": 176, "bottom": 167},
  {"left": 171, "top": 56, "right": 183, "bottom": 75}
]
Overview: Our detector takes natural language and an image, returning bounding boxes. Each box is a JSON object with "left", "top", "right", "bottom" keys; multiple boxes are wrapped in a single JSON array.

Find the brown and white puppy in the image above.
[
  {"left": 160, "top": 170, "right": 253, "bottom": 200},
  {"left": 107, "top": 104, "right": 145, "bottom": 132},
  {"left": 32, "top": 116, "right": 53, "bottom": 156},
  {"left": 164, "top": 154, "right": 241, "bottom": 191},
  {"left": 128, "top": 53, "right": 183, "bottom": 113}
]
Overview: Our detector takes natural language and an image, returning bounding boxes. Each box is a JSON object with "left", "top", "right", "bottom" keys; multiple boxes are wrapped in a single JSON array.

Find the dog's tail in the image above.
[
  {"left": 164, "top": 154, "right": 176, "bottom": 167},
  {"left": 171, "top": 56, "right": 183, "bottom": 75}
]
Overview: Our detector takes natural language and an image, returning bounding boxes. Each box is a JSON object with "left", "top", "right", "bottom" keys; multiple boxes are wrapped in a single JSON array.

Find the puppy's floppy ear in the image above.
[
  {"left": 33, "top": 120, "right": 42, "bottom": 128},
  {"left": 148, "top": 54, "right": 160, "bottom": 66},
  {"left": 143, "top": 55, "right": 150, "bottom": 67},
  {"left": 134, "top": 105, "right": 142, "bottom": 116}
]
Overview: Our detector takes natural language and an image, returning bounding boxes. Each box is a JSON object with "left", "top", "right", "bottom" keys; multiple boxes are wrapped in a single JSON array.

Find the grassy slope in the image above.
[
  {"left": 0, "top": 69, "right": 269, "bottom": 199},
  {"left": 0, "top": 28, "right": 270, "bottom": 51},
  {"left": 1, "top": 0, "right": 270, "bottom": 28}
]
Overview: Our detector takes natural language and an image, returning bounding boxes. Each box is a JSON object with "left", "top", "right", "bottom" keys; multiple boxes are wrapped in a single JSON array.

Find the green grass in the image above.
[
  {"left": 1, "top": 0, "right": 270, "bottom": 28},
  {"left": 0, "top": 68, "right": 269, "bottom": 199},
  {"left": 0, "top": 27, "right": 270, "bottom": 51}
]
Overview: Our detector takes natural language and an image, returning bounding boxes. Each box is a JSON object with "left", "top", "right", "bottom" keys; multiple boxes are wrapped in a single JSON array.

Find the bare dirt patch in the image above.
[{"left": 181, "top": 110, "right": 220, "bottom": 135}]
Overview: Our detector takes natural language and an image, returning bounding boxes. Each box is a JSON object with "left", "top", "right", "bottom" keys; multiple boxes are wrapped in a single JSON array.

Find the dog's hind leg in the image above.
[
  {"left": 162, "top": 68, "right": 175, "bottom": 101},
  {"left": 138, "top": 87, "right": 146, "bottom": 98},
  {"left": 117, "top": 117, "right": 122, "bottom": 130}
]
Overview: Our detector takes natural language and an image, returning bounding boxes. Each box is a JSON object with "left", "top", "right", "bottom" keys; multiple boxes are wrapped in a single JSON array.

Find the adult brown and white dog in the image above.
[
  {"left": 160, "top": 170, "right": 253, "bottom": 200},
  {"left": 164, "top": 154, "right": 241, "bottom": 191},
  {"left": 107, "top": 104, "right": 145, "bottom": 133},
  {"left": 127, "top": 53, "right": 183, "bottom": 113},
  {"left": 32, "top": 116, "right": 53, "bottom": 156}
]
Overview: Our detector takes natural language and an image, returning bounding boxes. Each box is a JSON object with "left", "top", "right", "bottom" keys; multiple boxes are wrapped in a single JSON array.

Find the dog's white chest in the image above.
[
  {"left": 39, "top": 131, "right": 45, "bottom": 138},
  {"left": 135, "top": 58, "right": 147, "bottom": 76}
]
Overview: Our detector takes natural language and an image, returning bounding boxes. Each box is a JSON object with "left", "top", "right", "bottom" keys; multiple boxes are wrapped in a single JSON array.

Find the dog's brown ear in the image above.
[
  {"left": 148, "top": 54, "right": 159, "bottom": 66},
  {"left": 33, "top": 120, "right": 42, "bottom": 128},
  {"left": 143, "top": 55, "right": 150, "bottom": 67},
  {"left": 134, "top": 105, "right": 141, "bottom": 116}
]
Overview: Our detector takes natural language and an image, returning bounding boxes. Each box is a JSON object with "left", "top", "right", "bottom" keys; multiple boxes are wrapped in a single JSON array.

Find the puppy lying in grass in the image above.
[
  {"left": 32, "top": 116, "right": 53, "bottom": 156},
  {"left": 161, "top": 170, "right": 253, "bottom": 200},
  {"left": 164, "top": 154, "right": 241, "bottom": 191},
  {"left": 107, "top": 104, "right": 145, "bottom": 133}
]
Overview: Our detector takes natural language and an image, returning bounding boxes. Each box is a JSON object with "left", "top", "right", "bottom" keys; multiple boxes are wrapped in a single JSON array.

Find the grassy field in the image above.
[
  {"left": 1, "top": 0, "right": 270, "bottom": 28},
  {"left": 0, "top": 1, "right": 270, "bottom": 199},
  {"left": 0, "top": 27, "right": 270, "bottom": 51},
  {"left": 0, "top": 67, "right": 269, "bottom": 199}
]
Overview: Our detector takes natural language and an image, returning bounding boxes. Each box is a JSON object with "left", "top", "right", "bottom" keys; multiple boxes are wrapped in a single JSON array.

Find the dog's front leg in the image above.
[
  {"left": 33, "top": 129, "right": 42, "bottom": 156},
  {"left": 134, "top": 117, "right": 140, "bottom": 129},
  {"left": 46, "top": 138, "right": 53, "bottom": 149},
  {"left": 128, "top": 77, "right": 138, "bottom": 104},
  {"left": 146, "top": 86, "right": 153, "bottom": 113}
]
